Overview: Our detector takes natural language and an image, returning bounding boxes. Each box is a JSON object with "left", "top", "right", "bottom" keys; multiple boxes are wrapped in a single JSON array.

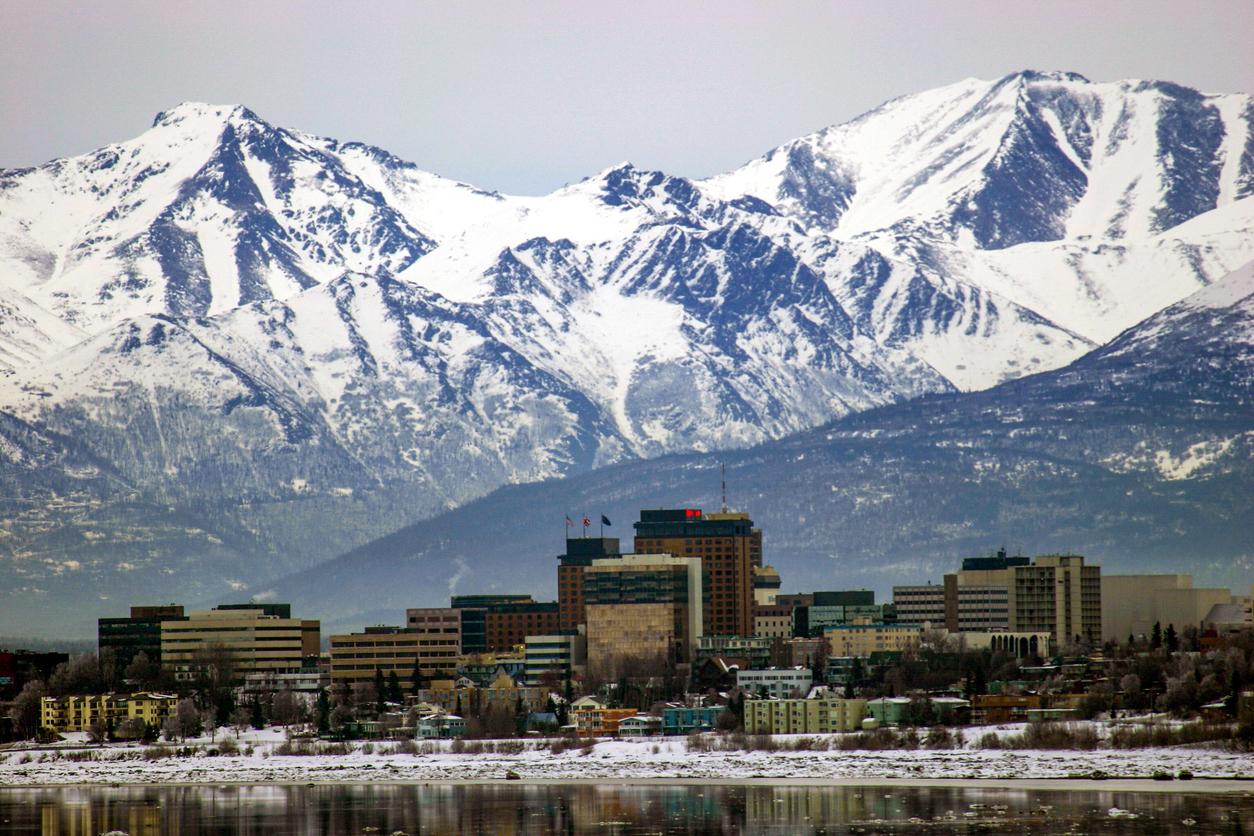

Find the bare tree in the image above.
[
  {"left": 8, "top": 679, "right": 48, "bottom": 740},
  {"left": 48, "top": 652, "right": 105, "bottom": 696},
  {"left": 163, "top": 698, "right": 202, "bottom": 742}
]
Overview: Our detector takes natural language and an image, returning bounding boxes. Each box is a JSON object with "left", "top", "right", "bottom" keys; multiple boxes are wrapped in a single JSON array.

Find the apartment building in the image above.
[
  {"left": 743, "top": 697, "right": 868, "bottom": 734},
  {"left": 735, "top": 667, "right": 814, "bottom": 699},
  {"left": 823, "top": 620, "right": 921, "bottom": 657}
]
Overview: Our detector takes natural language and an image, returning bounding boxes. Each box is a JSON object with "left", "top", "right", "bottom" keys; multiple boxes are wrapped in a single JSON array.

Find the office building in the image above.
[
  {"left": 99, "top": 605, "right": 187, "bottom": 667},
  {"left": 583, "top": 553, "right": 703, "bottom": 677},
  {"left": 823, "top": 620, "right": 921, "bottom": 657},
  {"left": 633, "top": 508, "right": 762, "bottom": 637},
  {"left": 449, "top": 595, "right": 534, "bottom": 654},
  {"left": 523, "top": 633, "right": 586, "bottom": 687},
  {"left": 556, "top": 537, "right": 621, "bottom": 632},
  {"left": 893, "top": 551, "right": 1101, "bottom": 644},
  {"left": 161, "top": 606, "right": 319, "bottom": 680}
]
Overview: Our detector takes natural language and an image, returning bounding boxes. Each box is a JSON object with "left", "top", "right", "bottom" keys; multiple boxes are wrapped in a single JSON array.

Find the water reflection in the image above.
[{"left": 1, "top": 783, "right": 1251, "bottom": 835}]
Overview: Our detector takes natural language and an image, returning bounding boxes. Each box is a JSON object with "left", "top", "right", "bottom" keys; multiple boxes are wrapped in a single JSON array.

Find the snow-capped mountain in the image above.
[
  {"left": 705, "top": 71, "right": 1254, "bottom": 387},
  {"left": 1, "top": 72, "right": 1252, "bottom": 636},
  {"left": 260, "top": 259, "right": 1254, "bottom": 634}
]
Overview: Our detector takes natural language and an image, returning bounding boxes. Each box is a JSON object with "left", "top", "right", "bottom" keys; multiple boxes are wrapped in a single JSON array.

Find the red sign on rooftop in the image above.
[{"left": 686, "top": 509, "right": 702, "bottom": 517}]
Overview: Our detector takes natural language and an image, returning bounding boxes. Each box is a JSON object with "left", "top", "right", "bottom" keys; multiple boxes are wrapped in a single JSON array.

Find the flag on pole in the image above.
[
  {"left": 582, "top": 516, "right": 591, "bottom": 528},
  {"left": 601, "top": 514, "right": 612, "bottom": 526},
  {"left": 566, "top": 516, "right": 574, "bottom": 527}
]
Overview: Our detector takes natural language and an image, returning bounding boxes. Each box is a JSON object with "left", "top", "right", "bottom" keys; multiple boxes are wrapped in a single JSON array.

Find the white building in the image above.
[{"left": 735, "top": 667, "right": 813, "bottom": 699}]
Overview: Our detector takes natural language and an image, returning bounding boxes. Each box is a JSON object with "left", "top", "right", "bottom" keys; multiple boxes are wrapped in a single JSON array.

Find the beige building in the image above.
[
  {"left": 823, "top": 620, "right": 920, "bottom": 657},
  {"left": 744, "top": 697, "right": 868, "bottom": 734},
  {"left": 753, "top": 604, "right": 793, "bottom": 639},
  {"left": 584, "top": 554, "right": 703, "bottom": 678},
  {"left": 161, "top": 606, "right": 319, "bottom": 679},
  {"left": 1102, "top": 575, "right": 1235, "bottom": 642},
  {"left": 896, "top": 552, "right": 1101, "bottom": 643},
  {"left": 41, "top": 692, "right": 177, "bottom": 734}
]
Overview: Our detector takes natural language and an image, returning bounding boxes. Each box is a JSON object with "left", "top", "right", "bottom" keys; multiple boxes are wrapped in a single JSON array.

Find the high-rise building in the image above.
[
  {"left": 893, "top": 551, "right": 1101, "bottom": 645},
  {"left": 583, "top": 554, "right": 704, "bottom": 678},
  {"left": 556, "top": 537, "right": 621, "bottom": 632},
  {"left": 633, "top": 509, "right": 761, "bottom": 637}
]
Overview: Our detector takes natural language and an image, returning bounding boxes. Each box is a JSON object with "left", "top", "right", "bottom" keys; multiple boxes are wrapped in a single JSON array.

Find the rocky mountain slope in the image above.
[
  {"left": 1, "top": 72, "right": 1251, "bottom": 635},
  {"left": 259, "top": 260, "right": 1254, "bottom": 634}
]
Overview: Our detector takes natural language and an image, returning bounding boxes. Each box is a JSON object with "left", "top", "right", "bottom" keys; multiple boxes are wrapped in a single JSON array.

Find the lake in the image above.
[{"left": 2, "top": 782, "right": 1251, "bottom": 834}]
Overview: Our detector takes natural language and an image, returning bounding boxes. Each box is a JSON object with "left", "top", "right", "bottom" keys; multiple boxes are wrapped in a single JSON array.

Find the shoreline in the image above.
[{"left": 2, "top": 776, "right": 1254, "bottom": 795}]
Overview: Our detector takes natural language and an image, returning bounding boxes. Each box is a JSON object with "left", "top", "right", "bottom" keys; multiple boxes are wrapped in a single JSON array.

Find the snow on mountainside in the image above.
[
  {"left": 705, "top": 71, "right": 1254, "bottom": 387},
  {"left": 264, "top": 261, "right": 1254, "bottom": 632},
  {"left": 1, "top": 73, "right": 1253, "bottom": 635}
]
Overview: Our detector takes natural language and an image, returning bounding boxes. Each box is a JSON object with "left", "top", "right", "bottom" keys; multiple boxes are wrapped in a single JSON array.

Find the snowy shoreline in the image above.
[{"left": 4, "top": 728, "right": 1254, "bottom": 791}]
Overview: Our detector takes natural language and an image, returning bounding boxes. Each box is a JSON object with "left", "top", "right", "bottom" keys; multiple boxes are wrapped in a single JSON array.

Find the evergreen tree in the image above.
[
  {"left": 249, "top": 696, "right": 265, "bottom": 729},
  {"left": 1165, "top": 624, "right": 1179, "bottom": 653},
  {"left": 387, "top": 670, "right": 403, "bottom": 704},
  {"left": 316, "top": 687, "right": 330, "bottom": 735},
  {"left": 1151, "top": 621, "right": 1162, "bottom": 649}
]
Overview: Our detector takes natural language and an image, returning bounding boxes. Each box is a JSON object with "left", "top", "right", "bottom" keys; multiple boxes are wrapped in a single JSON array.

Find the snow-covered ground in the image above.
[{"left": 2, "top": 725, "right": 1253, "bottom": 788}]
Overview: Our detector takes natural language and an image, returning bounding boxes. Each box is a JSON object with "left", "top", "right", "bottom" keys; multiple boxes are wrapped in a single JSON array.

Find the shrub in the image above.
[
  {"left": 924, "top": 726, "right": 954, "bottom": 749},
  {"left": 977, "top": 732, "right": 1002, "bottom": 750}
]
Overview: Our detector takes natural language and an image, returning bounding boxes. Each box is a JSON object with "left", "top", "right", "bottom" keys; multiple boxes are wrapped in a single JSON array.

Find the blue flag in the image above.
[{"left": 601, "top": 514, "right": 612, "bottom": 526}]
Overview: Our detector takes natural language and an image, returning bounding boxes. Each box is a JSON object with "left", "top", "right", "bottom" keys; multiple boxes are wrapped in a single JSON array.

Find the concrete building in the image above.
[
  {"left": 753, "top": 604, "right": 794, "bottom": 639},
  {"left": 161, "top": 606, "right": 319, "bottom": 680},
  {"left": 404, "top": 607, "right": 465, "bottom": 667},
  {"left": 557, "top": 538, "right": 621, "bottom": 632},
  {"left": 743, "top": 697, "right": 868, "bottom": 734},
  {"left": 1101, "top": 575, "right": 1235, "bottom": 642},
  {"left": 40, "top": 692, "right": 177, "bottom": 734},
  {"left": 523, "top": 633, "right": 586, "bottom": 687},
  {"left": 449, "top": 595, "right": 541, "bottom": 654},
  {"left": 584, "top": 554, "right": 703, "bottom": 678},
  {"left": 1014, "top": 555, "right": 1101, "bottom": 643},
  {"left": 633, "top": 508, "right": 763, "bottom": 638},
  {"left": 735, "top": 667, "right": 814, "bottom": 699},
  {"left": 753, "top": 566, "right": 782, "bottom": 606},
  {"left": 894, "top": 551, "right": 1101, "bottom": 643},
  {"left": 99, "top": 605, "right": 186, "bottom": 667},
  {"left": 823, "top": 620, "right": 921, "bottom": 657}
]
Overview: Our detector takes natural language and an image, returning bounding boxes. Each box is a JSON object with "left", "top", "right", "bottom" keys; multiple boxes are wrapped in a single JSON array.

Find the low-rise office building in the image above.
[
  {"left": 161, "top": 606, "right": 319, "bottom": 680},
  {"left": 823, "top": 620, "right": 921, "bottom": 657}
]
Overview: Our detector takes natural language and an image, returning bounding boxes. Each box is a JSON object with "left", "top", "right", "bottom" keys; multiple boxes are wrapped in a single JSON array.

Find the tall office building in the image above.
[
  {"left": 583, "top": 554, "right": 704, "bottom": 677},
  {"left": 556, "top": 537, "right": 621, "bottom": 632},
  {"left": 893, "top": 551, "right": 1101, "bottom": 645},
  {"left": 633, "top": 509, "right": 761, "bottom": 637}
]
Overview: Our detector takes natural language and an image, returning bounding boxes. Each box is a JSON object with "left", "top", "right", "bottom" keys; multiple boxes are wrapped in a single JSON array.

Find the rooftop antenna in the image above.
[{"left": 721, "top": 463, "right": 728, "bottom": 513}]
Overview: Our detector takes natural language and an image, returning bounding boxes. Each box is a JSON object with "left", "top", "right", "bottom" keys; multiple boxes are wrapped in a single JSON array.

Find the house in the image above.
[
  {"left": 661, "top": 704, "right": 724, "bottom": 736},
  {"left": 416, "top": 712, "right": 466, "bottom": 739},
  {"left": 618, "top": 715, "right": 663, "bottom": 737}
]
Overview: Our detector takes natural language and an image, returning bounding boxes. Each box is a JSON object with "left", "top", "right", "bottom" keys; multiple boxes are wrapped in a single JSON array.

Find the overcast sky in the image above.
[{"left": 3, "top": 1, "right": 1251, "bottom": 195}]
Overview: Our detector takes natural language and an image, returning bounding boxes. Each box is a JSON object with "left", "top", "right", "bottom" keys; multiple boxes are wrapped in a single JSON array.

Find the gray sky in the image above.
[{"left": 3, "top": 0, "right": 1251, "bottom": 195}]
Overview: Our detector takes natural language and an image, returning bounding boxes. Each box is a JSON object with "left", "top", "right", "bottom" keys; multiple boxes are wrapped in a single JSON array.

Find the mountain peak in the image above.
[
  {"left": 1004, "top": 69, "right": 1091, "bottom": 86},
  {"left": 151, "top": 102, "right": 263, "bottom": 131}
]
